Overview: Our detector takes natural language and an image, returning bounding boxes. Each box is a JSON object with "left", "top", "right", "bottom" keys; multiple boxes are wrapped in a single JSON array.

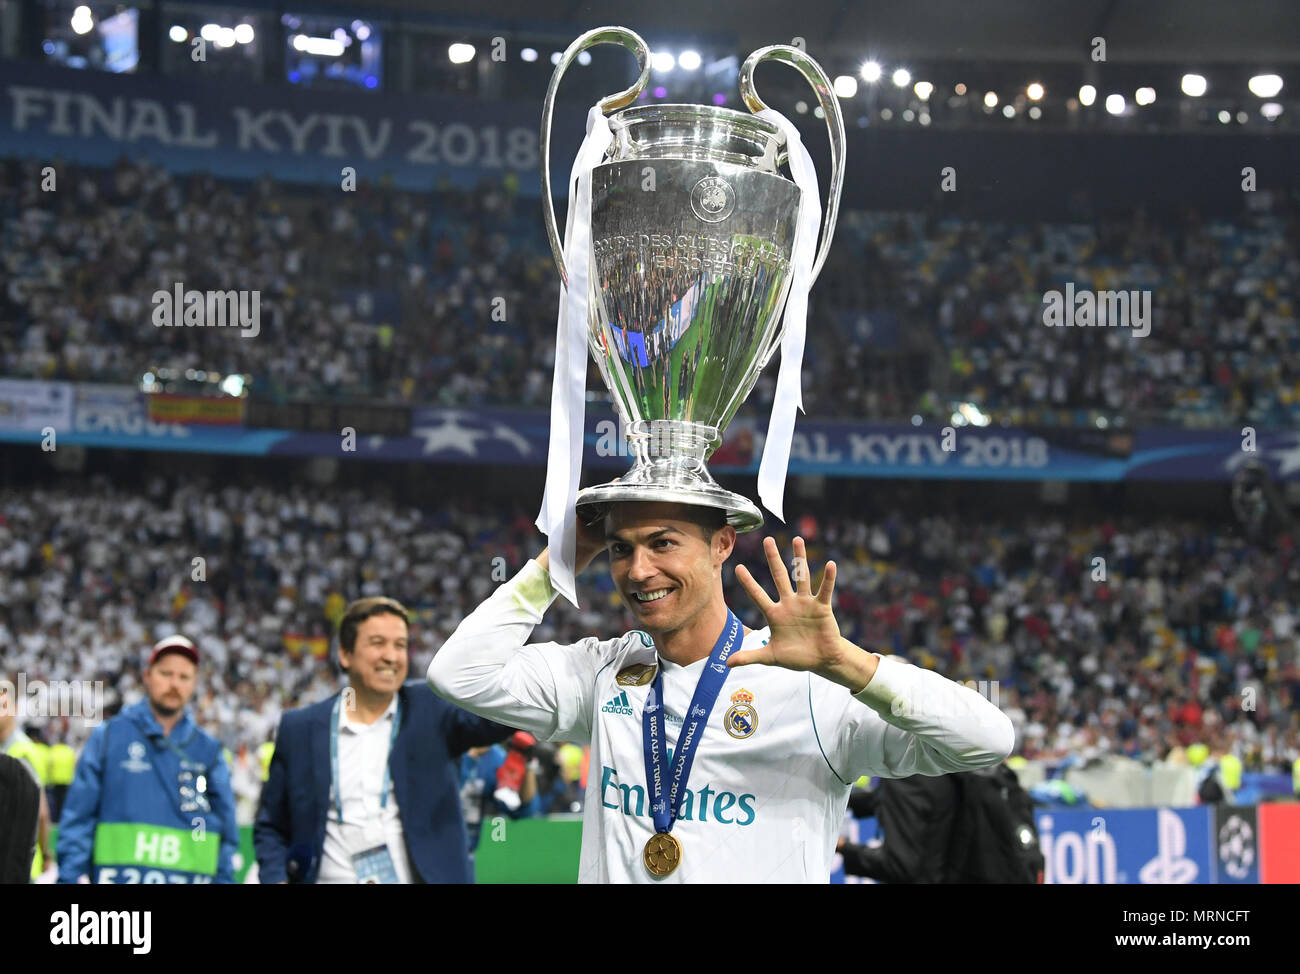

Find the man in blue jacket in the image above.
[
  {"left": 57, "top": 635, "right": 239, "bottom": 883},
  {"left": 254, "top": 596, "right": 511, "bottom": 883}
]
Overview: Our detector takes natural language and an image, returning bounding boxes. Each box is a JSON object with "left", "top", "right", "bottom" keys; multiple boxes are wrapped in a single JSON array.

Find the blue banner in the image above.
[
  {"left": 0, "top": 58, "right": 565, "bottom": 193},
  {"left": 834, "top": 805, "right": 1252, "bottom": 884},
  {"left": 1, "top": 383, "right": 1295, "bottom": 483},
  {"left": 1036, "top": 807, "right": 1214, "bottom": 884}
]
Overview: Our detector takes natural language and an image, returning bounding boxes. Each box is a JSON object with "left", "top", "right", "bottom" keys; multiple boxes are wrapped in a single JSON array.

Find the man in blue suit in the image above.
[{"left": 254, "top": 597, "right": 511, "bottom": 883}]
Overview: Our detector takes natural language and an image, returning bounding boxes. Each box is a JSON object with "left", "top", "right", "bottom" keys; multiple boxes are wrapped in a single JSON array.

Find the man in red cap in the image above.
[{"left": 57, "top": 634, "right": 239, "bottom": 883}]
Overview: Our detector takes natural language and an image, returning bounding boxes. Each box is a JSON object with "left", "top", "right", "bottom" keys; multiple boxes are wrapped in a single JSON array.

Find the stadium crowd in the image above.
[
  {"left": 1, "top": 156, "right": 1296, "bottom": 428},
  {"left": 1, "top": 475, "right": 1296, "bottom": 820}
]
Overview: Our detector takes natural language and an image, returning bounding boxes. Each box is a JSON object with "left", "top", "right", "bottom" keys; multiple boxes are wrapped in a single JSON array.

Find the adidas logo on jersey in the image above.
[{"left": 601, "top": 690, "right": 635, "bottom": 716}]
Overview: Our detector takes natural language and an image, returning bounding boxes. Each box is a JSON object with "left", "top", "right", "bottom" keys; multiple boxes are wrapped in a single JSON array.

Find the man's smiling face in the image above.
[{"left": 605, "top": 502, "right": 735, "bottom": 638}]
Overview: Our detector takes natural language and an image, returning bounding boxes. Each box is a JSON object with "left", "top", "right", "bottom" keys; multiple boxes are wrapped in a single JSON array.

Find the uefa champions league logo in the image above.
[{"left": 1217, "top": 815, "right": 1255, "bottom": 879}]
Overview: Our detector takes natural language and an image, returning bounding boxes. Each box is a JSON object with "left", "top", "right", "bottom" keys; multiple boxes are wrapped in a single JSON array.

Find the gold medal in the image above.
[{"left": 643, "top": 833, "right": 682, "bottom": 877}]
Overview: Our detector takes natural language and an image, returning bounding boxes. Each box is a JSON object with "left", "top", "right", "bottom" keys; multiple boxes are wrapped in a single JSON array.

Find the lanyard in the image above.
[
  {"left": 141, "top": 717, "right": 213, "bottom": 819},
  {"left": 330, "top": 693, "right": 401, "bottom": 825},
  {"left": 642, "top": 608, "right": 742, "bottom": 836}
]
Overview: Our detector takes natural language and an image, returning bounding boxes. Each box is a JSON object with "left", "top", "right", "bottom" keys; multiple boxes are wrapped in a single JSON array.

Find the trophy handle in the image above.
[
  {"left": 541, "top": 26, "right": 651, "bottom": 289},
  {"left": 739, "top": 44, "right": 845, "bottom": 287}
]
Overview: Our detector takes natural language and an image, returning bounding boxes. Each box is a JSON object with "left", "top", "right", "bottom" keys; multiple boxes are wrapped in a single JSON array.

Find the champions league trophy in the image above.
[{"left": 537, "top": 26, "right": 845, "bottom": 606}]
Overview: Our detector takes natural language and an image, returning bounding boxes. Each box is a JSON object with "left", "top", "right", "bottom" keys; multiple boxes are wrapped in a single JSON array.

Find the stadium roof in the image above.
[{"left": 357, "top": 0, "right": 1300, "bottom": 65}]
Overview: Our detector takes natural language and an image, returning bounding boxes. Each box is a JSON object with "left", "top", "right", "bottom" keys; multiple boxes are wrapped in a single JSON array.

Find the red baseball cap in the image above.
[{"left": 148, "top": 635, "right": 199, "bottom": 667}]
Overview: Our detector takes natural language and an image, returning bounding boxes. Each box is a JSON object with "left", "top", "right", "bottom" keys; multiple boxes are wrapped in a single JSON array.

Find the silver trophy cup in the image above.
[{"left": 542, "top": 27, "right": 844, "bottom": 531}]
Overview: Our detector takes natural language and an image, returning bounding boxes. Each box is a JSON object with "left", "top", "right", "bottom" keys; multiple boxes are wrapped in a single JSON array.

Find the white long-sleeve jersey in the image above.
[{"left": 428, "top": 559, "right": 1015, "bottom": 883}]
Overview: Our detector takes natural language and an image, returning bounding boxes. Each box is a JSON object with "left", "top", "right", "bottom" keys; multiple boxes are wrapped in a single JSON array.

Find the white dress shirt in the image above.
[{"left": 317, "top": 695, "right": 417, "bottom": 884}]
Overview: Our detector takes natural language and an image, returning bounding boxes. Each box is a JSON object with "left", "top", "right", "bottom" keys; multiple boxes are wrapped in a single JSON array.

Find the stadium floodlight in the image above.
[
  {"left": 1026, "top": 82, "right": 1044, "bottom": 101},
  {"left": 1105, "top": 93, "right": 1125, "bottom": 115},
  {"left": 1002, "top": 104, "right": 1015, "bottom": 118},
  {"left": 299, "top": 36, "right": 345, "bottom": 56},
  {"left": 233, "top": 24, "right": 254, "bottom": 45},
  {"left": 914, "top": 80, "right": 933, "bottom": 100},
  {"left": 919, "top": 111, "right": 931, "bottom": 125},
  {"left": 651, "top": 51, "right": 675, "bottom": 72},
  {"left": 1181, "top": 73, "right": 1207, "bottom": 97},
  {"left": 860, "top": 60, "right": 882, "bottom": 83},
  {"left": 1028, "top": 105, "right": 1042, "bottom": 119},
  {"left": 71, "top": 6, "right": 93, "bottom": 34},
  {"left": 168, "top": 25, "right": 188, "bottom": 43},
  {"left": 354, "top": 22, "right": 371, "bottom": 41},
  {"left": 678, "top": 50, "right": 702, "bottom": 71},
  {"left": 1135, "top": 87, "right": 1156, "bottom": 106},
  {"left": 577, "top": 50, "right": 592, "bottom": 65},
  {"left": 833, "top": 75, "right": 858, "bottom": 98},
  {"left": 550, "top": 51, "right": 562, "bottom": 65},
  {"left": 1247, "top": 74, "right": 1283, "bottom": 98},
  {"left": 215, "top": 27, "right": 236, "bottom": 48},
  {"left": 1078, "top": 84, "right": 1097, "bottom": 106},
  {"left": 448, "top": 43, "right": 475, "bottom": 64},
  {"left": 954, "top": 82, "right": 967, "bottom": 95},
  {"left": 983, "top": 90, "right": 998, "bottom": 108},
  {"left": 521, "top": 47, "right": 538, "bottom": 62},
  {"left": 892, "top": 67, "right": 911, "bottom": 87},
  {"left": 201, "top": 24, "right": 221, "bottom": 42},
  {"left": 1217, "top": 110, "right": 1231, "bottom": 124},
  {"left": 219, "top": 375, "right": 245, "bottom": 397},
  {"left": 794, "top": 100, "right": 808, "bottom": 114},
  {"left": 1261, "top": 102, "right": 1283, "bottom": 120}
]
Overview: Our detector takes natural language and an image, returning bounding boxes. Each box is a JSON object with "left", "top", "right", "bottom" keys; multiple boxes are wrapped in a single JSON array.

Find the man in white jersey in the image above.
[{"left": 428, "top": 500, "right": 1014, "bottom": 883}]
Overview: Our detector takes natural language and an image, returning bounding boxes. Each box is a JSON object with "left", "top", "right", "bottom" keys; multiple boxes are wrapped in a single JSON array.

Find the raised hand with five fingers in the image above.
[{"left": 728, "top": 536, "right": 880, "bottom": 694}]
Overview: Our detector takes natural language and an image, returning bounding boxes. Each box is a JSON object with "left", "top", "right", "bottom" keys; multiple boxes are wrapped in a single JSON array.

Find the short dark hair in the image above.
[
  {"left": 680, "top": 505, "right": 728, "bottom": 540},
  {"left": 338, "top": 597, "right": 410, "bottom": 654},
  {"left": 602, "top": 503, "right": 727, "bottom": 542}
]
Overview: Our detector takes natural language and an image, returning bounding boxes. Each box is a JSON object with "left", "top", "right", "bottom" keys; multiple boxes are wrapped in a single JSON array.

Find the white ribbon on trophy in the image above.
[
  {"left": 536, "top": 104, "right": 613, "bottom": 608},
  {"left": 754, "top": 108, "right": 821, "bottom": 524}
]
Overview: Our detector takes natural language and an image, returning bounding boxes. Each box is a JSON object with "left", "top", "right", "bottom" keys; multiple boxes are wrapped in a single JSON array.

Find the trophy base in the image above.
[{"left": 575, "top": 481, "right": 763, "bottom": 533}]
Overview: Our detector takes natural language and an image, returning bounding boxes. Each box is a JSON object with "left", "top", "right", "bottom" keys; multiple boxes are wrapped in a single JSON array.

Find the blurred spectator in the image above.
[
  {"left": 2, "top": 156, "right": 1295, "bottom": 429},
  {"left": 837, "top": 775, "right": 958, "bottom": 883},
  {"left": 459, "top": 731, "right": 541, "bottom": 856},
  {"left": 1, "top": 472, "right": 1297, "bottom": 807}
]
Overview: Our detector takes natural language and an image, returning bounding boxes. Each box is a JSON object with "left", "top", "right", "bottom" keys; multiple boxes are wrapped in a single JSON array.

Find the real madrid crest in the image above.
[{"left": 724, "top": 688, "right": 758, "bottom": 739}]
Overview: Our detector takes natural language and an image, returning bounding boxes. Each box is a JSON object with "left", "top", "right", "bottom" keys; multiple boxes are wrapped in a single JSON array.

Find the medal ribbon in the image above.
[
  {"left": 536, "top": 104, "right": 614, "bottom": 609},
  {"left": 642, "top": 608, "right": 742, "bottom": 835}
]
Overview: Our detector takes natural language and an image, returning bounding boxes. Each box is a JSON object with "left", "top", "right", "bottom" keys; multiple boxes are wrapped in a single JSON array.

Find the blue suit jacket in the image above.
[{"left": 253, "top": 681, "right": 510, "bottom": 884}]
